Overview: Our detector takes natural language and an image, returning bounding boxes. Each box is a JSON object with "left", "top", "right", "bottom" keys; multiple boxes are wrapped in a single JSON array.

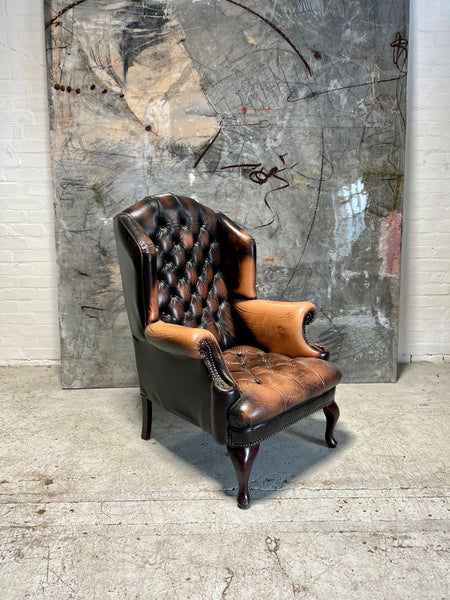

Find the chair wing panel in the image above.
[
  {"left": 216, "top": 212, "right": 257, "bottom": 300},
  {"left": 113, "top": 213, "right": 159, "bottom": 338}
]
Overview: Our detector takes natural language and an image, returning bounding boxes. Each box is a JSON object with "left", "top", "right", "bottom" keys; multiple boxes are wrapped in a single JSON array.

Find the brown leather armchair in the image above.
[{"left": 114, "top": 193, "right": 342, "bottom": 508}]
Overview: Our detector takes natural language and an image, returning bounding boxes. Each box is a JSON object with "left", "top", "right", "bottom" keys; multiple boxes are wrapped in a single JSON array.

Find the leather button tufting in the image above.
[
  {"left": 142, "top": 194, "right": 238, "bottom": 350},
  {"left": 224, "top": 345, "right": 342, "bottom": 428}
]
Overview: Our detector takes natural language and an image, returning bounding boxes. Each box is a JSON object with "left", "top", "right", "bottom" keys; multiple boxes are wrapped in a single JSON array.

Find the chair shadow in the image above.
[{"left": 145, "top": 402, "right": 351, "bottom": 505}]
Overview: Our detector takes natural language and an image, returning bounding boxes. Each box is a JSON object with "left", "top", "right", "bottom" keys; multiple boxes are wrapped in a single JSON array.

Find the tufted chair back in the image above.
[{"left": 116, "top": 193, "right": 239, "bottom": 350}]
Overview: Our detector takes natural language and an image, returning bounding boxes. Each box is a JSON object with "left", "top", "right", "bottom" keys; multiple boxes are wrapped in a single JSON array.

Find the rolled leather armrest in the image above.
[
  {"left": 145, "top": 320, "right": 239, "bottom": 445},
  {"left": 145, "top": 320, "right": 221, "bottom": 359},
  {"left": 232, "top": 299, "right": 325, "bottom": 358},
  {"left": 145, "top": 320, "right": 236, "bottom": 387}
]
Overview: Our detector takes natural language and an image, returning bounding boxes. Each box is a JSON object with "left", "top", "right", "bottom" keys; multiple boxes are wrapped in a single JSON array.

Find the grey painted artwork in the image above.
[{"left": 44, "top": 0, "right": 409, "bottom": 387}]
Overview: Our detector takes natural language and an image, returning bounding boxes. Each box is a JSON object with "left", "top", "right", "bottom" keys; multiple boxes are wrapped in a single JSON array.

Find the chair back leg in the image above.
[{"left": 141, "top": 395, "right": 152, "bottom": 440}]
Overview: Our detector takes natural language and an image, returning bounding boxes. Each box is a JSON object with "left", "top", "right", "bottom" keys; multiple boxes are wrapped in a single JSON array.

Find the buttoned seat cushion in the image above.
[{"left": 224, "top": 346, "right": 342, "bottom": 428}]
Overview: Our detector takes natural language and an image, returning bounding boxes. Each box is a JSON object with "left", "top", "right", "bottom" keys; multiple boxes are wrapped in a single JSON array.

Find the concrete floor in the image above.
[{"left": 0, "top": 364, "right": 449, "bottom": 599}]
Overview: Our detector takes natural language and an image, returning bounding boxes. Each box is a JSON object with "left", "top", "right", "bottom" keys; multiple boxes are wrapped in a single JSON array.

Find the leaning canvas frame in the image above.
[{"left": 44, "top": 0, "right": 409, "bottom": 387}]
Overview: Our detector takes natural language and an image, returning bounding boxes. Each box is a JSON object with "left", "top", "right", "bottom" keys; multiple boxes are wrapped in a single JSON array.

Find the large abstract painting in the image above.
[{"left": 45, "top": 0, "right": 409, "bottom": 387}]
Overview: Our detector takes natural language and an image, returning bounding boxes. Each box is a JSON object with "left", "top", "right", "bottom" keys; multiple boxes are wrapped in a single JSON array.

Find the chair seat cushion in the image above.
[{"left": 223, "top": 346, "right": 342, "bottom": 428}]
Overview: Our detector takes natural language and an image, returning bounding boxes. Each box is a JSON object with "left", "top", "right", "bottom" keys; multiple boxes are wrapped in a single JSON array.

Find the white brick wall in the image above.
[
  {"left": 398, "top": 0, "right": 450, "bottom": 363},
  {"left": 0, "top": 0, "right": 59, "bottom": 364},
  {"left": 0, "top": 0, "right": 449, "bottom": 366}
]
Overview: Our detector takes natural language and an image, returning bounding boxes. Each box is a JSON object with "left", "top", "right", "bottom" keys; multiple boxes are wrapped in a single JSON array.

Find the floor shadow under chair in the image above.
[{"left": 145, "top": 402, "right": 350, "bottom": 504}]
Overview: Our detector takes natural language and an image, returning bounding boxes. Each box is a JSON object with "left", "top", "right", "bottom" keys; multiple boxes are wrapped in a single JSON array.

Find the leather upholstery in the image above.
[
  {"left": 114, "top": 193, "right": 342, "bottom": 448},
  {"left": 113, "top": 212, "right": 158, "bottom": 338},
  {"left": 119, "top": 194, "right": 238, "bottom": 350},
  {"left": 226, "top": 389, "right": 336, "bottom": 448},
  {"left": 232, "top": 299, "right": 327, "bottom": 359},
  {"left": 224, "top": 346, "right": 341, "bottom": 428},
  {"left": 216, "top": 213, "right": 257, "bottom": 299},
  {"left": 145, "top": 319, "right": 221, "bottom": 359}
]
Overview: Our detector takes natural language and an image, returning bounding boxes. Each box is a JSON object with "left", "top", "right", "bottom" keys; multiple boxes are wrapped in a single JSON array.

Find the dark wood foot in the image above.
[
  {"left": 323, "top": 401, "right": 340, "bottom": 448},
  {"left": 141, "top": 394, "right": 152, "bottom": 440},
  {"left": 227, "top": 444, "right": 260, "bottom": 509}
]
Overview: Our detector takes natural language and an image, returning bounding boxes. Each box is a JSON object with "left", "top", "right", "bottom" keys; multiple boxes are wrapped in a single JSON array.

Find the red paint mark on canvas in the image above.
[
  {"left": 241, "top": 106, "right": 271, "bottom": 126},
  {"left": 263, "top": 252, "right": 284, "bottom": 263},
  {"left": 251, "top": 106, "right": 271, "bottom": 114},
  {"left": 385, "top": 211, "right": 402, "bottom": 276}
]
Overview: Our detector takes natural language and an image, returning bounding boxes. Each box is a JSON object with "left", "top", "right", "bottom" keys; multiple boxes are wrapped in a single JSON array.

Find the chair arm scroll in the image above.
[{"left": 232, "top": 299, "right": 328, "bottom": 359}]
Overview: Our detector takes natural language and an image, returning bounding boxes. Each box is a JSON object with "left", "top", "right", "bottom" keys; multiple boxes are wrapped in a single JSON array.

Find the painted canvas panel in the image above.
[{"left": 44, "top": 0, "right": 409, "bottom": 387}]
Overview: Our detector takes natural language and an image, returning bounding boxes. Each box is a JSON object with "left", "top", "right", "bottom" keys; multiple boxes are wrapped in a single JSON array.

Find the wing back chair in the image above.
[{"left": 114, "top": 193, "right": 342, "bottom": 508}]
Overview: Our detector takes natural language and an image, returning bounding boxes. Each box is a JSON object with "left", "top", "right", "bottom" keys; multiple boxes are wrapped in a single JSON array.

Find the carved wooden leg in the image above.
[
  {"left": 141, "top": 394, "right": 152, "bottom": 440},
  {"left": 323, "top": 401, "right": 340, "bottom": 448},
  {"left": 227, "top": 444, "right": 260, "bottom": 509}
]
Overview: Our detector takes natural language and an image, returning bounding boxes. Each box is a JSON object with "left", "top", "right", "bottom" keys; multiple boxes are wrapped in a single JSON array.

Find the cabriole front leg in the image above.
[
  {"left": 227, "top": 444, "right": 260, "bottom": 509},
  {"left": 323, "top": 400, "right": 340, "bottom": 448}
]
